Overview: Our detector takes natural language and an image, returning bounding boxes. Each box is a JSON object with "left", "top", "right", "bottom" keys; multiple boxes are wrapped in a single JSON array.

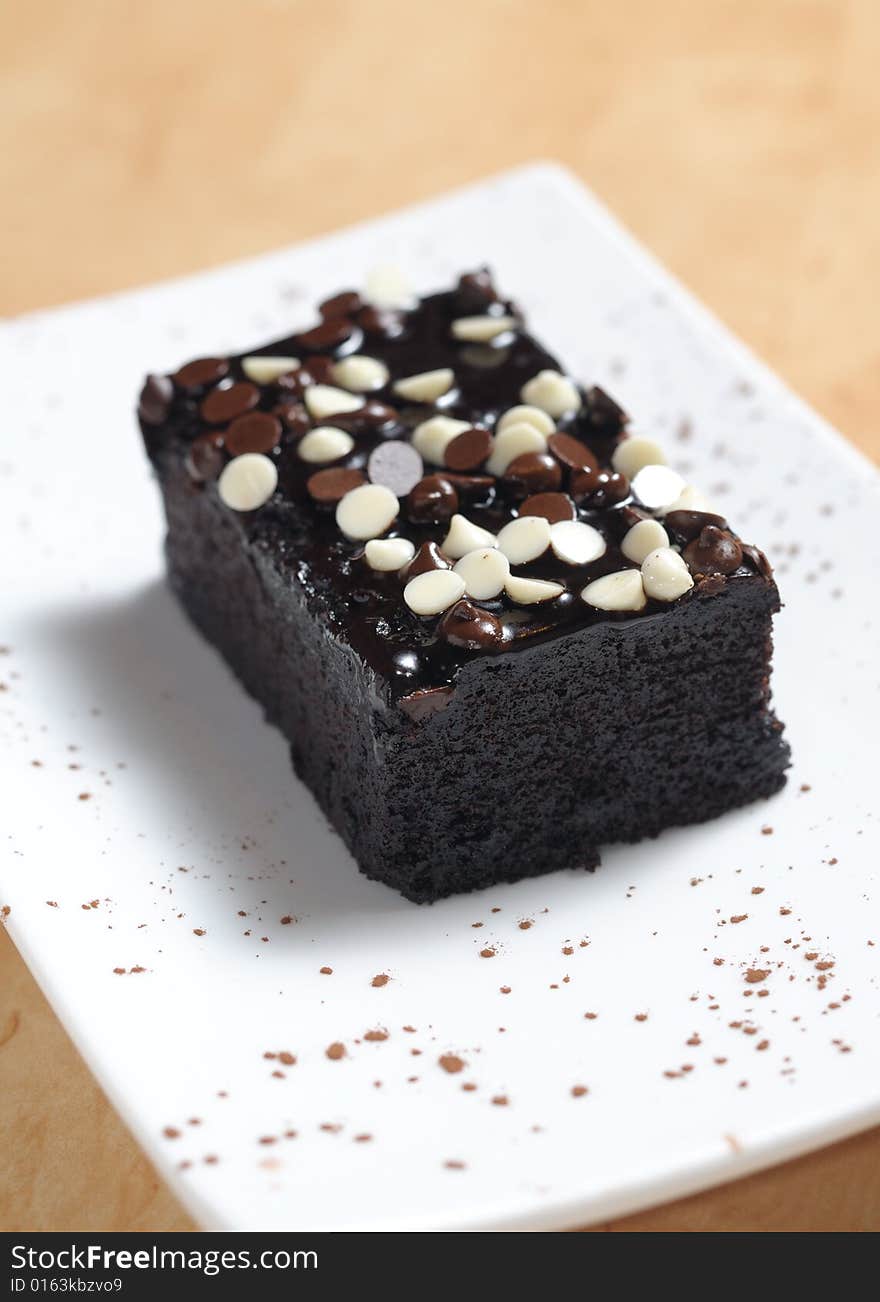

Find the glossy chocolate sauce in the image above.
[{"left": 141, "top": 271, "right": 769, "bottom": 700}]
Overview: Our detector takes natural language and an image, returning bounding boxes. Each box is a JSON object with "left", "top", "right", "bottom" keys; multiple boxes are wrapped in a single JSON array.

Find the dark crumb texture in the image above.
[{"left": 140, "top": 270, "right": 789, "bottom": 902}]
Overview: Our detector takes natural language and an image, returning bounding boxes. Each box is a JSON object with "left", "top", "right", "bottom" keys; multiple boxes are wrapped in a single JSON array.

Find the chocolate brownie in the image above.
[{"left": 139, "top": 268, "right": 789, "bottom": 902}]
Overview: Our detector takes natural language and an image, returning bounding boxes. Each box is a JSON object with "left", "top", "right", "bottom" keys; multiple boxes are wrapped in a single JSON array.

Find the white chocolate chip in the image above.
[
  {"left": 298, "top": 426, "right": 355, "bottom": 464},
  {"left": 412, "top": 415, "right": 472, "bottom": 465},
  {"left": 496, "top": 405, "right": 556, "bottom": 438},
  {"left": 520, "top": 369, "right": 580, "bottom": 418},
  {"left": 641, "top": 546, "right": 695, "bottom": 601},
  {"left": 217, "top": 453, "right": 278, "bottom": 512},
  {"left": 621, "top": 518, "right": 670, "bottom": 564},
  {"left": 364, "top": 537, "right": 416, "bottom": 571},
  {"left": 393, "top": 368, "right": 455, "bottom": 404},
  {"left": 612, "top": 436, "right": 667, "bottom": 479},
  {"left": 453, "top": 547, "right": 510, "bottom": 600},
  {"left": 330, "top": 355, "right": 389, "bottom": 393},
  {"left": 442, "top": 513, "right": 498, "bottom": 560},
  {"left": 581, "top": 569, "right": 646, "bottom": 612},
  {"left": 335, "top": 483, "right": 399, "bottom": 541},
  {"left": 241, "top": 355, "right": 300, "bottom": 384},
  {"left": 497, "top": 515, "right": 551, "bottom": 565},
  {"left": 663, "top": 483, "right": 715, "bottom": 515},
  {"left": 486, "top": 423, "right": 546, "bottom": 476},
  {"left": 549, "top": 519, "right": 606, "bottom": 566},
  {"left": 404, "top": 569, "right": 466, "bottom": 616},
  {"left": 304, "top": 384, "right": 364, "bottom": 420},
  {"left": 365, "top": 265, "right": 417, "bottom": 311},
  {"left": 451, "top": 315, "right": 517, "bottom": 342},
  {"left": 631, "top": 463, "right": 686, "bottom": 511},
  {"left": 505, "top": 575, "right": 564, "bottom": 605}
]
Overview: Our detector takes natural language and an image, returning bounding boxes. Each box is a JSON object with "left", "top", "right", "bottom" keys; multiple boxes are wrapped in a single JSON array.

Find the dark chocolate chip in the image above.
[
  {"left": 225, "top": 411, "right": 282, "bottom": 456},
  {"left": 172, "top": 357, "right": 229, "bottom": 391},
  {"left": 138, "top": 374, "right": 173, "bottom": 426},
  {"left": 519, "top": 491, "right": 577, "bottom": 523},
  {"left": 438, "top": 600, "right": 503, "bottom": 651},
  {"left": 331, "top": 401, "right": 400, "bottom": 433},
  {"left": 568, "top": 464, "right": 601, "bottom": 501},
  {"left": 406, "top": 475, "right": 459, "bottom": 525},
  {"left": 275, "top": 365, "right": 312, "bottom": 397},
  {"left": 273, "top": 399, "right": 311, "bottom": 437},
  {"left": 456, "top": 268, "right": 498, "bottom": 312},
  {"left": 581, "top": 386, "right": 627, "bottom": 438},
  {"left": 301, "top": 355, "right": 335, "bottom": 385},
  {"left": 319, "top": 290, "right": 362, "bottom": 319},
  {"left": 444, "top": 427, "right": 492, "bottom": 472},
  {"left": 584, "top": 470, "right": 629, "bottom": 509},
  {"left": 683, "top": 526, "right": 743, "bottom": 576},
  {"left": 400, "top": 541, "right": 450, "bottom": 580},
  {"left": 618, "top": 504, "right": 651, "bottom": 530},
  {"left": 356, "top": 305, "right": 406, "bottom": 338},
  {"left": 443, "top": 473, "right": 495, "bottom": 498},
  {"left": 307, "top": 467, "right": 367, "bottom": 503},
  {"left": 277, "top": 356, "right": 336, "bottom": 392},
  {"left": 295, "top": 317, "right": 355, "bottom": 351},
  {"left": 185, "top": 431, "right": 226, "bottom": 482},
  {"left": 741, "top": 543, "right": 774, "bottom": 579},
  {"left": 368, "top": 441, "right": 424, "bottom": 497},
  {"left": 502, "top": 452, "right": 562, "bottom": 497},
  {"left": 664, "top": 508, "right": 728, "bottom": 541},
  {"left": 200, "top": 382, "right": 259, "bottom": 424},
  {"left": 547, "top": 432, "right": 598, "bottom": 472}
]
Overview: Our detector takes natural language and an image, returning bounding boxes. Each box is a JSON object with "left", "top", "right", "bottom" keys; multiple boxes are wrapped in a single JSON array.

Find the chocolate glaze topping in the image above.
[{"left": 140, "top": 268, "right": 772, "bottom": 701}]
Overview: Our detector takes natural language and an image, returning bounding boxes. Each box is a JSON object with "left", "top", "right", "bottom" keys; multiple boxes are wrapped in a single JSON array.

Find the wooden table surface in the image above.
[{"left": 2, "top": 0, "right": 878, "bottom": 1232}]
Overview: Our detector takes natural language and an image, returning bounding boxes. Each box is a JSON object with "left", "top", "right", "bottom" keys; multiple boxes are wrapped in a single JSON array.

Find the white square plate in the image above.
[{"left": 3, "top": 164, "right": 879, "bottom": 1232}]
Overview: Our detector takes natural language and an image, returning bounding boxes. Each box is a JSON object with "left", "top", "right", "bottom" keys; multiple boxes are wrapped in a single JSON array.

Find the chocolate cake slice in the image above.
[{"left": 139, "top": 268, "right": 789, "bottom": 902}]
